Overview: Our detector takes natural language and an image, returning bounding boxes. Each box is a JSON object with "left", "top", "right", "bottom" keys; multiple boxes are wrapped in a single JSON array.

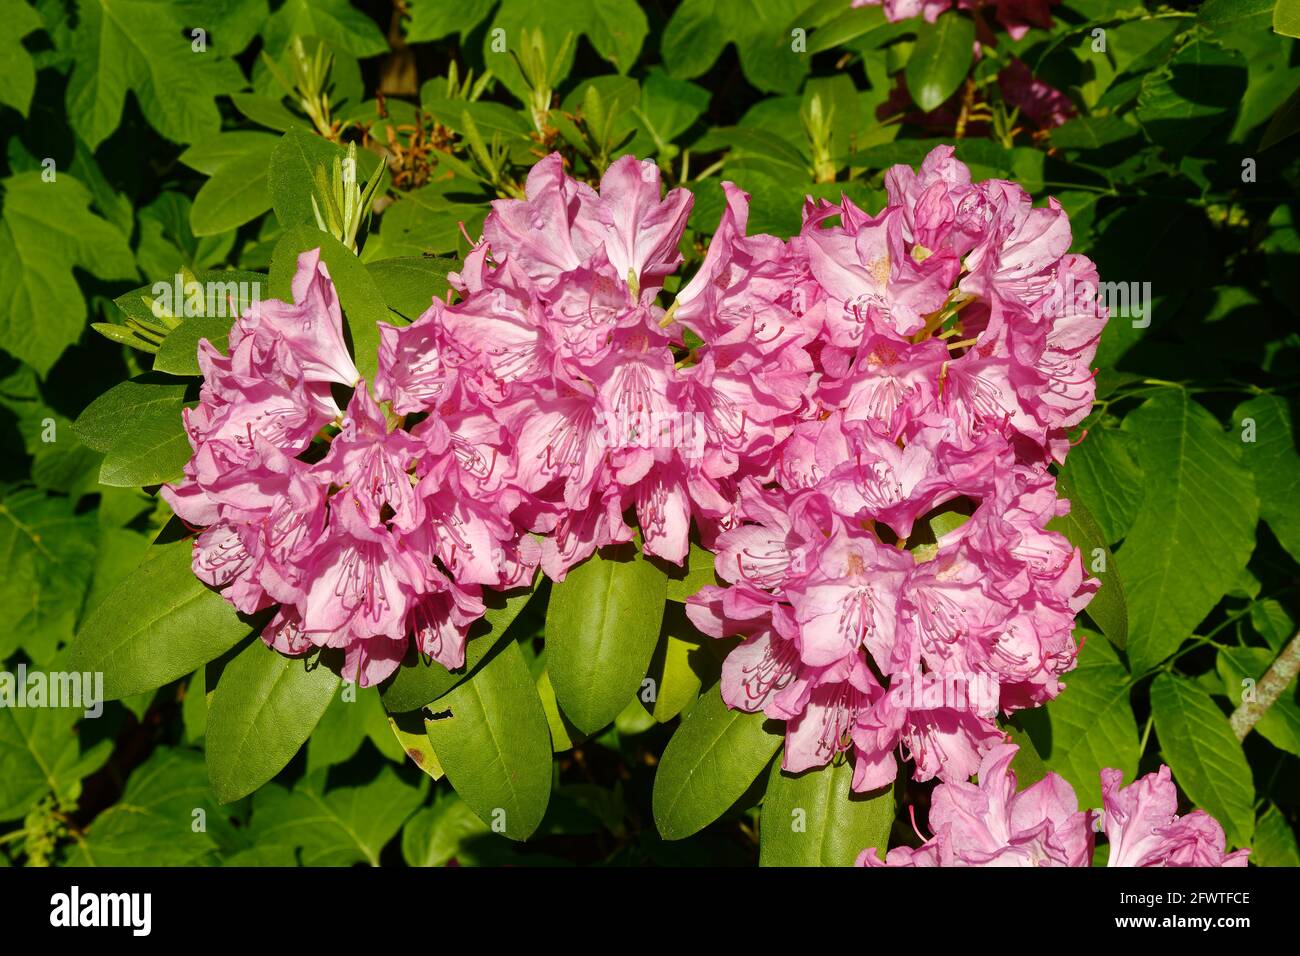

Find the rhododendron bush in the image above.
[{"left": 1, "top": 0, "right": 1297, "bottom": 871}]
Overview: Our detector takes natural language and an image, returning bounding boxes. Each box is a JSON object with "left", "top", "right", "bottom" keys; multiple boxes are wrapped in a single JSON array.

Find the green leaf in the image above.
[
  {"left": 380, "top": 583, "right": 535, "bottom": 712},
  {"left": 1136, "top": 39, "right": 1248, "bottom": 151},
  {"left": 0, "top": 0, "right": 43, "bottom": 116},
  {"left": 250, "top": 767, "right": 426, "bottom": 865},
  {"left": 759, "top": 760, "right": 893, "bottom": 867},
  {"left": 401, "top": 792, "right": 499, "bottom": 866},
  {"left": 1198, "top": 0, "right": 1276, "bottom": 38},
  {"left": 807, "top": 5, "right": 888, "bottom": 54},
  {"left": 653, "top": 682, "right": 783, "bottom": 840},
  {"left": 1252, "top": 804, "right": 1300, "bottom": 866},
  {"left": 73, "top": 376, "right": 191, "bottom": 487},
  {"left": 1050, "top": 115, "right": 1141, "bottom": 150},
  {"left": 69, "top": 540, "right": 251, "bottom": 701},
  {"left": 1118, "top": 392, "right": 1258, "bottom": 673},
  {"left": 423, "top": 639, "right": 552, "bottom": 840},
  {"left": 189, "top": 137, "right": 277, "bottom": 237},
  {"left": 1025, "top": 634, "right": 1139, "bottom": 808},
  {"left": 306, "top": 685, "right": 402, "bottom": 773},
  {"left": 1276, "top": 0, "right": 1300, "bottom": 37},
  {"left": 1233, "top": 394, "right": 1300, "bottom": 566},
  {"left": 0, "top": 489, "right": 98, "bottom": 662},
  {"left": 205, "top": 641, "right": 340, "bottom": 803},
  {"left": 544, "top": 546, "right": 669, "bottom": 734},
  {"left": 66, "top": 748, "right": 222, "bottom": 865},
  {"left": 269, "top": 224, "right": 388, "bottom": 381},
  {"left": 665, "top": 542, "right": 723, "bottom": 602},
  {"left": 905, "top": 12, "right": 975, "bottom": 113},
  {"left": 364, "top": 256, "right": 453, "bottom": 322},
  {"left": 1150, "top": 672, "right": 1255, "bottom": 848},
  {"left": 0, "top": 172, "right": 136, "bottom": 374},
  {"left": 153, "top": 317, "right": 232, "bottom": 376},
  {"left": 1057, "top": 426, "right": 1145, "bottom": 546},
  {"left": 662, "top": 0, "right": 809, "bottom": 95},
  {"left": 1047, "top": 495, "right": 1128, "bottom": 649},
  {"left": 0, "top": 697, "right": 112, "bottom": 822},
  {"left": 646, "top": 604, "right": 722, "bottom": 723},
  {"left": 65, "top": 0, "right": 244, "bottom": 149},
  {"left": 260, "top": 0, "right": 389, "bottom": 58}
]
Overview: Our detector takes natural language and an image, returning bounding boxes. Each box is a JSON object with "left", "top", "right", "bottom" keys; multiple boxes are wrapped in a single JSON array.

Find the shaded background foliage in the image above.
[{"left": 1, "top": 0, "right": 1298, "bottom": 867}]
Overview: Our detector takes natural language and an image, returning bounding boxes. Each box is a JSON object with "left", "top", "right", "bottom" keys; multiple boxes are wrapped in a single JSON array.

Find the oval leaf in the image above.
[
  {"left": 545, "top": 546, "right": 669, "bottom": 734},
  {"left": 68, "top": 541, "right": 251, "bottom": 701},
  {"left": 760, "top": 759, "right": 894, "bottom": 867},
  {"left": 206, "top": 641, "right": 340, "bottom": 804},
  {"left": 1150, "top": 673, "right": 1255, "bottom": 848},
  {"left": 904, "top": 12, "right": 974, "bottom": 113},
  {"left": 653, "top": 682, "right": 783, "bottom": 840},
  {"left": 424, "top": 639, "right": 552, "bottom": 841}
]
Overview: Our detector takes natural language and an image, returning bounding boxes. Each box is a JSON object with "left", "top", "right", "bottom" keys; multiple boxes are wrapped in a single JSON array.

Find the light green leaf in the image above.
[
  {"left": 0, "top": 698, "right": 112, "bottom": 822},
  {"left": 260, "top": 0, "right": 389, "bottom": 58},
  {"left": 1252, "top": 804, "right": 1299, "bottom": 866},
  {"left": 1233, "top": 394, "right": 1300, "bottom": 565},
  {"left": 1048, "top": 495, "right": 1128, "bottom": 649},
  {"left": 69, "top": 540, "right": 251, "bottom": 701},
  {"left": 65, "top": 0, "right": 244, "bottom": 149},
  {"left": 759, "top": 759, "right": 893, "bottom": 867},
  {"left": 0, "top": 172, "right": 136, "bottom": 374},
  {"left": 653, "top": 682, "right": 783, "bottom": 840},
  {"left": 545, "top": 546, "right": 669, "bottom": 734},
  {"left": 1276, "top": 0, "right": 1300, "bottom": 37},
  {"left": 250, "top": 767, "right": 426, "bottom": 865},
  {"left": 423, "top": 639, "right": 552, "bottom": 840},
  {"left": 646, "top": 603, "right": 722, "bottom": 723},
  {"left": 386, "top": 708, "right": 444, "bottom": 780},
  {"left": 0, "top": 0, "right": 44, "bottom": 116},
  {"left": 0, "top": 489, "right": 97, "bottom": 662},
  {"left": 1150, "top": 672, "right": 1255, "bottom": 848},
  {"left": 1118, "top": 392, "right": 1258, "bottom": 673},
  {"left": 205, "top": 641, "right": 340, "bottom": 803},
  {"left": 66, "top": 747, "right": 222, "bottom": 866},
  {"left": 189, "top": 138, "right": 277, "bottom": 236},
  {"left": 662, "top": 0, "right": 808, "bottom": 95},
  {"left": 1026, "top": 634, "right": 1139, "bottom": 808},
  {"left": 1057, "top": 426, "right": 1145, "bottom": 546}
]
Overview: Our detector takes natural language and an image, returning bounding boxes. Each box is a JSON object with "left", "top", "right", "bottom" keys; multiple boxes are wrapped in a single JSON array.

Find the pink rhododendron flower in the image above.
[{"left": 857, "top": 744, "right": 1250, "bottom": 866}]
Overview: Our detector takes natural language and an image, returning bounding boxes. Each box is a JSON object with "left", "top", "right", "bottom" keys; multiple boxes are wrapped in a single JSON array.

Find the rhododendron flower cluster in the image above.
[
  {"left": 686, "top": 144, "right": 1106, "bottom": 790},
  {"left": 168, "top": 144, "right": 1106, "bottom": 810},
  {"left": 856, "top": 743, "right": 1250, "bottom": 866}
]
